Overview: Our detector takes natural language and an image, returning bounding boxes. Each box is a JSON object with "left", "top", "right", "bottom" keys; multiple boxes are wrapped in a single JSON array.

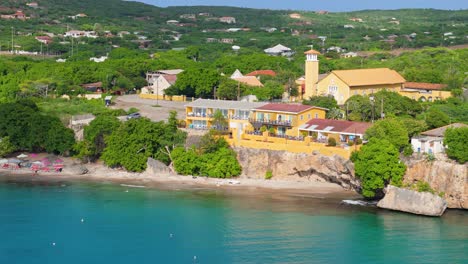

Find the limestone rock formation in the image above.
[
  {"left": 234, "top": 147, "right": 360, "bottom": 190},
  {"left": 404, "top": 159, "right": 467, "bottom": 209},
  {"left": 377, "top": 185, "right": 447, "bottom": 216},
  {"left": 146, "top": 158, "right": 174, "bottom": 175}
]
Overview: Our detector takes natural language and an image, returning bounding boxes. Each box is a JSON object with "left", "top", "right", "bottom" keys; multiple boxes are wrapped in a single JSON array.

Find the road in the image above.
[{"left": 111, "top": 95, "right": 187, "bottom": 122}]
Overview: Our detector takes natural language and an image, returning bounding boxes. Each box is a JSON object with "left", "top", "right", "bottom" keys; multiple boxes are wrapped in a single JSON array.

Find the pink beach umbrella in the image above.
[
  {"left": 30, "top": 153, "right": 38, "bottom": 158},
  {"left": 55, "top": 159, "right": 64, "bottom": 163}
]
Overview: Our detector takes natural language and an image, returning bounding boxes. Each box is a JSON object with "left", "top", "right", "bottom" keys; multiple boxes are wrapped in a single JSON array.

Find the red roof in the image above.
[
  {"left": 404, "top": 82, "right": 447, "bottom": 90},
  {"left": 301, "top": 119, "right": 372, "bottom": 135},
  {"left": 255, "top": 103, "right": 325, "bottom": 113},
  {"left": 81, "top": 82, "right": 103, "bottom": 88},
  {"left": 162, "top": 74, "right": 178, "bottom": 85},
  {"left": 245, "top": 70, "right": 277, "bottom": 77}
]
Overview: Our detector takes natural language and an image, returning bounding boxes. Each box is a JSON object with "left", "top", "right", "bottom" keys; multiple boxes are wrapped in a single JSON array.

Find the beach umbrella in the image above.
[
  {"left": 0, "top": 159, "right": 8, "bottom": 164},
  {"left": 8, "top": 159, "right": 21, "bottom": 164},
  {"left": 30, "top": 153, "right": 38, "bottom": 158},
  {"left": 55, "top": 159, "right": 64, "bottom": 163},
  {"left": 17, "top": 153, "right": 28, "bottom": 159}
]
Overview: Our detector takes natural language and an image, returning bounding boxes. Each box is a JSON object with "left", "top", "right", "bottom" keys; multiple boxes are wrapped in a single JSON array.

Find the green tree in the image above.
[
  {"left": 81, "top": 115, "right": 121, "bottom": 160},
  {"left": 0, "top": 137, "right": 16, "bottom": 157},
  {"left": 425, "top": 109, "right": 450, "bottom": 129},
  {"left": 444, "top": 127, "right": 468, "bottom": 163},
  {"left": 352, "top": 138, "right": 406, "bottom": 198},
  {"left": 303, "top": 95, "right": 338, "bottom": 110},
  {"left": 365, "top": 118, "right": 409, "bottom": 151},
  {"left": 101, "top": 117, "right": 186, "bottom": 172},
  {"left": 216, "top": 78, "right": 241, "bottom": 100},
  {"left": 211, "top": 110, "right": 229, "bottom": 132}
]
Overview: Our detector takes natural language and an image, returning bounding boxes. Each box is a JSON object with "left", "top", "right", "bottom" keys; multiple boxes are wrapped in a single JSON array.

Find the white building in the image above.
[
  {"left": 64, "top": 30, "right": 97, "bottom": 38},
  {"left": 264, "top": 44, "right": 294, "bottom": 57},
  {"left": 141, "top": 69, "right": 184, "bottom": 95},
  {"left": 411, "top": 123, "right": 467, "bottom": 154}
]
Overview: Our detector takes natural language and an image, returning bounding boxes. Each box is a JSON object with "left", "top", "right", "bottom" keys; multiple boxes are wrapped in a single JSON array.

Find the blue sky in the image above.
[{"left": 138, "top": 0, "right": 467, "bottom": 11}]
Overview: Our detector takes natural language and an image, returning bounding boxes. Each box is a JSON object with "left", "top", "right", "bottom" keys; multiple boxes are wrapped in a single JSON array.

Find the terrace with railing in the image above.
[{"left": 249, "top": 118, "right": 294, "bottom": 128}]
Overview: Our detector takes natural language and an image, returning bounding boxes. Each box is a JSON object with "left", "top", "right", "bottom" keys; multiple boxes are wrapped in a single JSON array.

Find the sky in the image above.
[{"left": 138, "top": 0, "right": 468, "bottom": 11}]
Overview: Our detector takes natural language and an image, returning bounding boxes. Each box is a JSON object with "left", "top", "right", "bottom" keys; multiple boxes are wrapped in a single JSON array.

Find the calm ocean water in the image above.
[{"left": 0, "top": 177, "right": 466, "bottom": 264}]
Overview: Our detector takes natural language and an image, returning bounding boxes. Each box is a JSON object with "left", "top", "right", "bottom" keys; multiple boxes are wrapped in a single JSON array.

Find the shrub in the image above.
[
  {"left": 403, "top": 145, "right": 413, "bottom": 157},
  {"left": 415, "top": 181, "right": 436, "bottom": 194},
  {"left": 265, "top": 170, "right": 273, "bottom": 180},
  {"left": 127, "top": 107, "right": 139, "bottom": 114},
  {"left": 260, "top": 125, "right": 267, "bottom": 133},
  {"left": 348, "top": 141, "right": 354, "bottom": 146},
  {"left": 328, "top": 137, "right": 337, "bottom": 146},
  {"left": 355, "top": 138, "right": 363, "bottom": 145}
]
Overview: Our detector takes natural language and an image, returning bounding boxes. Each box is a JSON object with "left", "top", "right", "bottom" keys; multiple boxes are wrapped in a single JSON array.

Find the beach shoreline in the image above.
[{"left": 0, "top": 156, "right": 359, "bottom": 199}]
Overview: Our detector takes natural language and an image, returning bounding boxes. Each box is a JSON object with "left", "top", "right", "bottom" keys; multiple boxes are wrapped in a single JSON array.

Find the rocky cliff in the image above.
[
  {"left": 234, "top": 147, "right": 360, "bottom": 191},
  {"left": 404, "top": 159, "right": 467, "bottom": 209},
  {"left": 377, "top": 185, "right": 447, "bottom": 216}
]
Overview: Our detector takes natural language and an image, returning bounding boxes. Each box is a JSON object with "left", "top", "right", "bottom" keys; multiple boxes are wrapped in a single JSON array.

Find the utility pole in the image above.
[
  {"left": 237, "top": 81, "right": 240, "bottom": 101},
  {"left": 380, "top": 97, "right": 384, "bottom": 119},
  {"left": 11, "top": 27, "right": 14, "bottom": 54},
  {"left": 156, "top": 76, "right": 159, "bottom": 106}
]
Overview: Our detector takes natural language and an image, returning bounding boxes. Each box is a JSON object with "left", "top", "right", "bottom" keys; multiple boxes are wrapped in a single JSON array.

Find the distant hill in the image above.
[{"left": 0, "top": 0, "right": 466, "bottom": 56}]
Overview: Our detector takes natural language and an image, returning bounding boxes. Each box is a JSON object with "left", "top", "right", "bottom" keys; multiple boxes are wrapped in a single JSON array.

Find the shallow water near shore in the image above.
[{"left": 0, "top": 177, "right": 467, "bottom": 264}]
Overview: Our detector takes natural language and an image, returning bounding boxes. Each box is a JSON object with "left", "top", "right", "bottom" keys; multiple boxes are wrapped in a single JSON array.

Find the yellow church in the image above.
[{"left": 301, "top": 49, "right": 451, "bottom": 105}]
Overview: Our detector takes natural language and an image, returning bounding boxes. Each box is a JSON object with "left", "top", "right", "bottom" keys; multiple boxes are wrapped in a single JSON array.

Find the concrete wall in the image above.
[{"left": 139, "top": 94, "right": 186, "bottom": 102}]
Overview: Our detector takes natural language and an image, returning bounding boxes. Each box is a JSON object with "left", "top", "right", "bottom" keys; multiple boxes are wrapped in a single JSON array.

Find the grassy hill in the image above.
[{"left": 0, "top": 0, "right": 466, "bottom": 56}]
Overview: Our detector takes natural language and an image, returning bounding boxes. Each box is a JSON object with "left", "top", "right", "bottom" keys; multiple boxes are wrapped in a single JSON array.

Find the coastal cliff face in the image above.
[
  {"left": 404, "top": 159, "right": 467, "bottom": 209},
  {"left": 233, "top": 147, "right": 360, "bottom": 191}
]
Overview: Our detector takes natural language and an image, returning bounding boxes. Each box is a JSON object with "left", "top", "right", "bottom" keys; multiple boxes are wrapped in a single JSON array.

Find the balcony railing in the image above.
[{"left": 249, "top": 118, "right": 294, "bottom": 127}]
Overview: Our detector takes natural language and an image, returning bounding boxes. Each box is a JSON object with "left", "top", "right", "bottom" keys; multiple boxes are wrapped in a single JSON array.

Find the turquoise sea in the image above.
[{"left": 0, "top": 176, "right": 467, "bottom": 264}]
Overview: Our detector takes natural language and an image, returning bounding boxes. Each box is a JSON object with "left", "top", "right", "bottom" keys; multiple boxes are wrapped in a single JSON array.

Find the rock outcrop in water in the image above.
[
  {"left": 234, "top": 147, "right": 360, "bottom": 190},
  {"left": 377, "top": 185, "right": 447, "bottom": 216},
  {"left": 404, "top": 159, "right": 467, "bottom": 209}
]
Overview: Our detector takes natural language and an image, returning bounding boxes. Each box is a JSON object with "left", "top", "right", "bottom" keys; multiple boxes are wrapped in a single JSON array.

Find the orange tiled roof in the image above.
[
  {"left": 331, "top": 68, "right": 406, "bottom": 87},
  {"left": 404, "top": 82, "right": 447, "bottom": 90},
  {"left": 304, "top": 49, "right": 321, "bottom": 55},
  {"left": 255, "top": 103, "right": 327, "bottom": 113},
  {"left": 245, "top": 70, "right": 277, "bottom": 77},
  {"left": 232, "top": 76, "right": 264, "bottom": 87}
]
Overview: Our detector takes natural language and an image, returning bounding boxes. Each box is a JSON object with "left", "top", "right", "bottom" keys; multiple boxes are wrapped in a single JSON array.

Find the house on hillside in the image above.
[
  {"left": 166, "top": 20, "right": 179, "bottom": 25},
  {"left": 35, "top": 36, "right": 53, "bottom": 45},
  {"left": 64, "top": 30, "right": 97, "bottom": 38},
  {"left": 219, "top": 16, "right": 236, "bottom": 24},
  {"left": 289, "top": 13, "right": 302, "bottom": 19},
  {"left": 341, "top": 52, "right": 358, "bottom": 58},
  {"left": 1, "top": 10, "right": 30, "bottom": 20},
  {"left": 81, "top": 82, "right": 103, "bottom": 93},
  {"left": 180, "top": 14, "right": 196, "bottom": 20},
  {"left": 141, "top": 69, "right": 184, "bottom": 95},
  {"left": 26, "top": 2, "right": 39, "bottom": 8},
  {"left": 264, "top": 44, "right": 294, "bottom": 57},
  {"left": 411, "top": 123, "right": 467, "bottom": 155},
  {"left": 230, "top": 70, "right": 264, "bottom": 87}
]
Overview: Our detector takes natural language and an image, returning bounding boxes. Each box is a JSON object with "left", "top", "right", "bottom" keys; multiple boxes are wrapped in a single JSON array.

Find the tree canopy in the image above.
[
  {"left": 351, "top": 138, "right": 406, "bottom": 198},
  {"left": 444, "top": 127, "right": 468, "bottom": 163}
]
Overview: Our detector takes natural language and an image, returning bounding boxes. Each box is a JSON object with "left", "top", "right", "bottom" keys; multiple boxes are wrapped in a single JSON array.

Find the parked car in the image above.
[{"left": 126, "top": 112, "right": 141, "bottom": 120}]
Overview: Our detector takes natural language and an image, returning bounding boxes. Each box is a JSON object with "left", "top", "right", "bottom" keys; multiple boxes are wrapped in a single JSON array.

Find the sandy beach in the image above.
[{"left": 0, "top": 154, "right": 358, "bottom": 199}]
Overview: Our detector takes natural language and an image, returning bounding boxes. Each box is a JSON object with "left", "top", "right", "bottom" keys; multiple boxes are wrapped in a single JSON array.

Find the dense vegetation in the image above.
[
  {"left": 0, "top": 100, "right": 75, "bottom": 155},
  {"left": 351, "top": 138, "right": 406, "bottom": 198},
  {"left": 101, "top": 112, "right": 186, "bottom": 172},
  {"left": 443, "top": 127, "right": 468, "bottom": 163},
  {"left": 171, "top": 131, "right": 242, "bottom": 178}
]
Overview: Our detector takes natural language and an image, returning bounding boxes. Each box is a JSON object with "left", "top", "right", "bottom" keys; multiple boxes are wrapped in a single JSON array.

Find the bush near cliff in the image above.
[
  {"left": 444, "top": 127, "right": 468, "bottom": 163},
  {"left": 101, "top": 113, "right": 186, "bottom": 172},
  {"left": 171, "top": 132, "right": 241, "bottom": 178},
  {"left": 351, "top": 138, "right": 406, "bottom": 198}
]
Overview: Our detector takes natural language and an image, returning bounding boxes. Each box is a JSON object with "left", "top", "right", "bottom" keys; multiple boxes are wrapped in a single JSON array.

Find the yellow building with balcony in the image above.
[
  {"left": 249, "top": 103, "right": 327, "bottom": 136},
  {"left": 185, "top": 99, "right": 267, "bottom": 135}
]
